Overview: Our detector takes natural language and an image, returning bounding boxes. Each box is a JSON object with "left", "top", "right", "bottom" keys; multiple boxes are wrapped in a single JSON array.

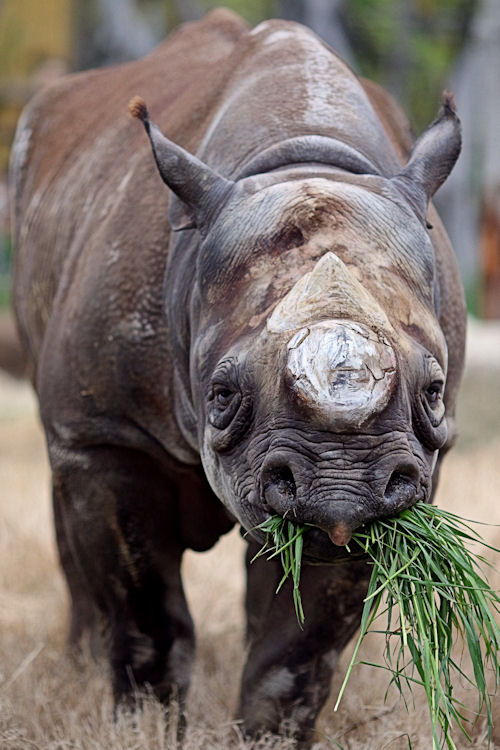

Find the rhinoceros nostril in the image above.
[
  {"left": 262, "top": 465, "right": 297, "bottom": 513},
  {"left": 383, "top": 467, "right": 418, "bottom": 513}
]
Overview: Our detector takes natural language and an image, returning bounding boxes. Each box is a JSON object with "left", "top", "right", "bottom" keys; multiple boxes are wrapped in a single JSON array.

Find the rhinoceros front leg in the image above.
[
  {"left": 51, "top": 444, "right": 195, "bottom": 708},
  {"left": 240, "top": 538, "right": 370, "bottom": 747},
  {"left": 53, "top": 481, "right": 100, "bottom": 646}
]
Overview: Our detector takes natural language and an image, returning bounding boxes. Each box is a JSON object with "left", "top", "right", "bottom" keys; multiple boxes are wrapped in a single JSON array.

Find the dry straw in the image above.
[{"left": 253, "top": 503, "right": 500, "bottom": 750}]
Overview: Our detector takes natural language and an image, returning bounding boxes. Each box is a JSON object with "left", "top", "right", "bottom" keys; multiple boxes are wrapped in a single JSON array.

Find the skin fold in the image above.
[{"left": 10, "top": 9, "right": 466, "bottom": 746}]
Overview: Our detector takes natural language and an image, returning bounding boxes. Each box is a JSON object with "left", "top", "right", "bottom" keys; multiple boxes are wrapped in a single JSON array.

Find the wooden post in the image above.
[{"left": 480, "top": 195, "right": 500, "bottom": 319}]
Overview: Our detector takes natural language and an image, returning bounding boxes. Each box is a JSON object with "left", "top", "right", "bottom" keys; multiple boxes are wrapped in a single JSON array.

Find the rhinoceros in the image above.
[{"left": 10, "top": 8, "right": 465, "bottom": 746}]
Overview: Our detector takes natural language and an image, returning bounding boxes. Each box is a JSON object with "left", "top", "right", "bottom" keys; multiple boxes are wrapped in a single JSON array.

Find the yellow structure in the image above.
[
  {"left": 0, "top": 0, "right": 73, "bottom": 77},
  {"left": 0, "top": 0, "right": 73, "bottom": 170}
]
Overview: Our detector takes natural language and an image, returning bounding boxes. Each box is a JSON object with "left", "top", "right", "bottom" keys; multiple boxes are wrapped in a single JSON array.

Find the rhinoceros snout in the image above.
[{"left": 260, "top": 452, "right": 420, "bottom": 546}]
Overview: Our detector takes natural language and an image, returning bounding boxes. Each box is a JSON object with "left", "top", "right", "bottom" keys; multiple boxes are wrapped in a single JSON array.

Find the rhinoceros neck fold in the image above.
[{"left": 235, "top": 136, "right": 382, "bottom": 180}]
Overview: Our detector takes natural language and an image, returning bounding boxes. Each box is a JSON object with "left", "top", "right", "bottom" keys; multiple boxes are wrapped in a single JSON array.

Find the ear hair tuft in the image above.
[
  {"left": 440, "top": 90, "right": 456, "bottom": 116},
  {"left": 128, "top": 96, "right": 149, "bottom": 123}
]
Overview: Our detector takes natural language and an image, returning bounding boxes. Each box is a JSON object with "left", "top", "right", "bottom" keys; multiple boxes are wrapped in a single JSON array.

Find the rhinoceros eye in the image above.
[
  {"left": 213, "top": 385, "right": 235, "bottom": 408},
  {"left": 207, "top": 359, "right": 253, "bottom": 450},
  {"left": 422, "top": 360, "right": 446, "bottom": 428},
  {"left": 208, "top": 382, "right": 241, "bottom": 429},
  {"left": 413, "top": 357, "right": 447, "bottom": 450},
  {"left": 425, "top": 380, "right": 443, "bottom": 406},
  {"left": 207, "top": 358, "right": 243, "bottom": 431}
]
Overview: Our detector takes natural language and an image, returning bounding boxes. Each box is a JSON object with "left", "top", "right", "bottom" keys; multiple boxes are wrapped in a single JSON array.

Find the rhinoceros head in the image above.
[{"left": 131, "top": 94, "right": 460, "bottom": 559}]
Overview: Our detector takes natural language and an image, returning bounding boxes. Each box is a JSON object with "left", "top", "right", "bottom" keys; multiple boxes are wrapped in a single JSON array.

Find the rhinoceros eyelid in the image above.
[
  {"left": 210, "top": 357, "right": 241, "bottom": 385},
  {"left": 213, "top": 356, "right": 237, "bottom": 372},
  {"left": 423, "top": 353, "right": 446, "bottom": 379},
  {"left": 207, "top": 380, "right": 238, "bottom": 402}
]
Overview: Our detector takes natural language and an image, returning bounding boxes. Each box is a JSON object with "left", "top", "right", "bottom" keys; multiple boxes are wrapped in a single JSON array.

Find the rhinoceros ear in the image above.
[
  {"left": 129, "top": 96, "right": 233, "bottom": 232},
  {"left": 392, "top": 92, "right": 461, "bottom": 223}
]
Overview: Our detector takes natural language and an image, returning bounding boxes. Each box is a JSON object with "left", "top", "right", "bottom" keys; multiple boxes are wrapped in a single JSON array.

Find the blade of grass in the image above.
[{"left": 251, "top": 504, "right": 500, "bottom": 749}]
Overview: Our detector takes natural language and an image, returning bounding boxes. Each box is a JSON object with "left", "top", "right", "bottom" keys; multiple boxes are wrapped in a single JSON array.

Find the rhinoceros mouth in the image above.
[
  {"left": 302, "top": 526, "right": 365, "bottom": 564},
  {"left": 244, "top": 517, "right": 365, "bottom": 565}
]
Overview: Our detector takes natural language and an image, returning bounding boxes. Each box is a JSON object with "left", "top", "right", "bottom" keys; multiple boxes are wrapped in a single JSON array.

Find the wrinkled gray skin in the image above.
[{"left": 10, "top": 11, "right": 465, "bottom": 747}]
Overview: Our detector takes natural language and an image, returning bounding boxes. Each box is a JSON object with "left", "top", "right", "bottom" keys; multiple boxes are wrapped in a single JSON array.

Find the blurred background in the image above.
[{"left": 0, "top": 0, "right": 499, "bottom": 334}]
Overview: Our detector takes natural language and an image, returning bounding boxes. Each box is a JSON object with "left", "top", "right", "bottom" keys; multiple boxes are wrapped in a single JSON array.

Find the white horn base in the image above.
[{"left": 286, "top": 320, "right": 396, "bottom": 429}]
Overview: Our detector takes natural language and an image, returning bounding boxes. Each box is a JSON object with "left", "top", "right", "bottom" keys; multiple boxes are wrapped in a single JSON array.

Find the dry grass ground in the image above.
[{"left": 0, "top": 332, "right": 499, "bottom": 749}]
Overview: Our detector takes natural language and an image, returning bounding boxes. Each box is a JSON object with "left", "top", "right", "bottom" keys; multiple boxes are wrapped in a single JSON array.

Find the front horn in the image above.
[{"left": 129, "top": 96, "right": 233, "bottom": 232}]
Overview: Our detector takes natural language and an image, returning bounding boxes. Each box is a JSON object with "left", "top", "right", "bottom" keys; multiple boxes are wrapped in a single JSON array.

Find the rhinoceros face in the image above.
[
  {"left": 194, "top": 181, "right": 449, "bottom": 556},
  {"left": 130, "top": 93, "right": 459, "bottom": 558}
]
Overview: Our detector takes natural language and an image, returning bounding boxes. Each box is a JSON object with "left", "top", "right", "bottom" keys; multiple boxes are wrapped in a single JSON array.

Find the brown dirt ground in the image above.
[{"left": 0, "top": 336, "right": 499, "bottom": 749}]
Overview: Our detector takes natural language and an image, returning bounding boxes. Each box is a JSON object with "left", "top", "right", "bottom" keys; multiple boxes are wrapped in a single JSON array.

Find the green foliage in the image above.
[
  {"left": 164, "top": 0, "right": 276, "bottom": 28},
  {"left": 0, "top": 232, "right": 11, "bottom": 309},
  {"left": 201, "top": 0, "right": 276, "bottom": 25},
  {"left": 339, "top": 0, "right": 477, "bottom": 131}
]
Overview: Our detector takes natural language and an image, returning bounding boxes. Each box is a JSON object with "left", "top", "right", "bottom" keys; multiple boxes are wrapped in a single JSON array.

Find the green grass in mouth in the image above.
[
  {"left": 251, "top": 515, "right": 307, "bottom": 627},
  {"left": 251, "top": 504, "right": 500, "bottom": 749}
]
